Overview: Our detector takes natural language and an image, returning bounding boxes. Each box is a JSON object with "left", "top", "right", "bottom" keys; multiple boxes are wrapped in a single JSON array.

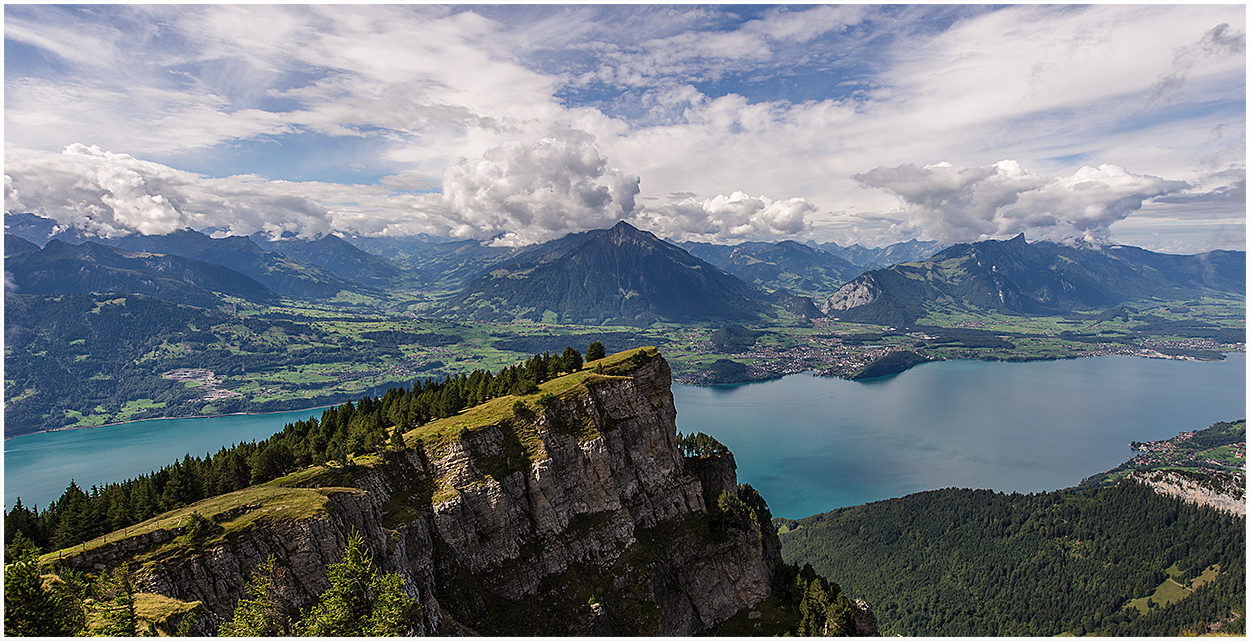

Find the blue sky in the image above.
[{"left": 4, "top": 4, "right": 1245, "bottom": 251}]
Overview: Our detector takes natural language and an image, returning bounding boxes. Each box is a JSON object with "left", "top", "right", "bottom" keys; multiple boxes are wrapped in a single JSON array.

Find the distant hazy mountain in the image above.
[
  {"left": 676, "top": 240, "right": 737, "bottom": 266},
  {"left": 345, "top": 235, "right": 446, "bottom": 263},
  {"left": 405, "top": 240, "right": 521, "bottom": 289},
  {"left": 713, "top": 240, "right": 865, "bottom": 299},
  {"left": 5, "top": 239, "right": 278, "bottom": 307},
  {"left": 4, "top": 212, "right": 59, "bottom": 244},
  {"left": 814, "top": 239, "right": 945, "bottom": 268},
  {"left": 442, "top": 221, "right": 767, "bottom": 324},
  {"left": 102, "top": 230, "right": 377, "bottom": 300},
  {"left": 823, "top": 234, "right": 1247, "bottom": 325},
  {"left": 4, "top": 232, "right": 40, "bottom": 255},
  {"left": 249, "top": 232, "right": 427, "bottom": 289}
]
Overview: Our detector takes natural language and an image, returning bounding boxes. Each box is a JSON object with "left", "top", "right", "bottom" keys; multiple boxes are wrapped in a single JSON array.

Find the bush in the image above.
[{"left": 511, "top": 379, "right": 539, "bottom": 395}]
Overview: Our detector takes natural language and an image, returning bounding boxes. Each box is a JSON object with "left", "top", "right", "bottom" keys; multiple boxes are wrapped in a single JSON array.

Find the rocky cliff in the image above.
[
  {"left": 1129, "top": 469, "right": 1247, "bottom": 517},
  {"left": 55, "top": 348, "right": 798, "bottom": 635}
]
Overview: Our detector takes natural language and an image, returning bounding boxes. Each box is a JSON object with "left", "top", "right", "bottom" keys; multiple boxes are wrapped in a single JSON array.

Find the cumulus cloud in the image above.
[
  {"left": 4, "top": 144, "right": 336, "bottom": 238},
  {"left": 3, "top": 132, "right": 642, "bottom": 247},
  {"left": 633, "top": 190, "right": 815, "bottom": 241},
  {"left": 854, "top": 160, "right": 1189, "bottom": 244},
  {"left": 440, "top": 131, "right": 640, "bottom": 246}
]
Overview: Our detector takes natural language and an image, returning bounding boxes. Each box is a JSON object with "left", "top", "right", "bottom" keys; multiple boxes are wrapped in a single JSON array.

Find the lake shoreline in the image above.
[
  {"left": 19, "top": 349, "right": 1239, "bottom": 439},
  {"left": 5, "top": 404, "right": 333, "bottom": 442}
]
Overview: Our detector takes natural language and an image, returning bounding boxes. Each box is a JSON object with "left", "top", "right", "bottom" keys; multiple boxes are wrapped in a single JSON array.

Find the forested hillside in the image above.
[{"left": 778, "top": 483, "right": 1245, "bottom": 636}]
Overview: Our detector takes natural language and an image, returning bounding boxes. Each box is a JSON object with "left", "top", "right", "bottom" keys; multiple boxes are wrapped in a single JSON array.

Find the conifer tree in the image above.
[
  {"left": 297, "top": 534, "right": 416, "bottom": 636},
  {"left": 96, "top": 564, "right": 139, "bottom": 636},
  {"left": 219, "top": 556, "right": 291, "bottom": 636},
  {"left": 3, "top": 549, "right": 86, "bottom": 636}
]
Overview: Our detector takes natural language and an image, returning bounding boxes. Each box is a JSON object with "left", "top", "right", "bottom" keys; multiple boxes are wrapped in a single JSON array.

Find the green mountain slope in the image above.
[
  {"left": 5, "top": 240, "right": 278, "bottom": 307},
  {"left": 823, "top": 234, "right": 1246, "bottom": 325},
  {"left": 441, "top": 221, "right": 767, "bottom": 324},
  {"left": 779, "top": 481, "right": 1245, "bottom": 636}
]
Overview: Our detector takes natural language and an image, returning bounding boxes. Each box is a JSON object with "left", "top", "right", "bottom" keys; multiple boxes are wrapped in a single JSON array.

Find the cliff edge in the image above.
[{"left": 50, "top": 348, "right": 799, "bottom": 635}]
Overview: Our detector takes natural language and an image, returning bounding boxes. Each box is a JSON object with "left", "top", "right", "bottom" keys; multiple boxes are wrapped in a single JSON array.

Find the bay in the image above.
[
  {"left": 673, "top": 353, "right": 1246, "bottom": 519},
  {"left": 4, "top": 407, "right": 326, "bottom": 510}
]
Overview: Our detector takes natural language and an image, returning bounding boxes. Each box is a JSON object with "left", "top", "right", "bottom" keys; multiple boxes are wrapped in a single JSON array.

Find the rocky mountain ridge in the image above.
[{"left": 45, "top": 349, "right": 863, "bottom": 635}]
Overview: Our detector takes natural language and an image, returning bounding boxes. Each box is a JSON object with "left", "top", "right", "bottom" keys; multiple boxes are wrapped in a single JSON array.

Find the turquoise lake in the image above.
[
  {"left": 674, "top": 353, "right": 1246, "bottom": 518},
  {"left": 5, "top": 354, "right": 1245, "bottom": 518},
  {"left": 4, "top": 407, "right": 327, "bottom": 510}
]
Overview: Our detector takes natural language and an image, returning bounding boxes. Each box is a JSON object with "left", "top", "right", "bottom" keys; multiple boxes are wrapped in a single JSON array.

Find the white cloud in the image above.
[
  {"left": 4, "top": 144, "right": 336, "bottom": 238},
  {"left": 440, "top": 131, "right": 640, "bottom": 246},
  {"left": 3, "top": 134, "right": 643, "bottom": 246},
  {"left": 633, "top": 190, "right": 814, "bottom": 242},
  {"left": 3, "top": 4, "right": 1243, "bottom": 253},
  {"left": 855, "top": 160, "right": 1189, "bottom": 245}
]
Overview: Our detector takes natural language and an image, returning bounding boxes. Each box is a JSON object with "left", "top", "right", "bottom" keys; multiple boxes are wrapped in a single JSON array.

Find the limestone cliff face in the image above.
[
  {"left": 1130, "top": 469, "right": 1247, "bottom": 517},
  {"left": 822, "top": 274, "right": 879, "bottom": 313},
  {"left": 77, "top": 351, "right": 784, "bottom": 635}
]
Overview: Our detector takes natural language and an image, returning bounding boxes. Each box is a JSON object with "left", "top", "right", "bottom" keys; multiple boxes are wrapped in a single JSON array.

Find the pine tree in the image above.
[
  {"left": 560, "top": 346, "right": 583, "bottom": 373},
  {"left": 95, "top": 564, "right": 139, "bottom": 636},
  {"left": 219, "top": 556, "right": 291, "bottom": 636},
  {"left": 3, "top": 550, "right": 86, "bottom": 636},
  {"left": 297, "top": 534, "right": 416, "bottom": 636},
  {"left": 586, "top": 341, "right": 606, "bottom": 361}
]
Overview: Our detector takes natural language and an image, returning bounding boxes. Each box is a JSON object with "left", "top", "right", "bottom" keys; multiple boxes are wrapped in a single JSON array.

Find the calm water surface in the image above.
[
  {"left": 5, "top": 407, "right": 326, "bottom": 510},
  {"left": 673, "top": 353, "right": 1246, "bottom": 519},
  {"left": 5, "top": 354, "right": 1245, "bottom": 518}
]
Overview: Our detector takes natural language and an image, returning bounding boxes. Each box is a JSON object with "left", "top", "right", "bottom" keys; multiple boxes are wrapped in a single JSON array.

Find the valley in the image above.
[
  {"left": 5, "top": 216, "right": 1245, "bottom": 437},
  {"left": 4, "top": 218, "right": 1244, "bottom": 637}
]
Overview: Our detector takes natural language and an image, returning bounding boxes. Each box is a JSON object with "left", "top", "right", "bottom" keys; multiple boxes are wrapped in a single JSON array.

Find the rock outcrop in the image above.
[
  {"left": 822, "top": 275, "right": 879, "bottom": 313},
  {"left": 1129, "top": 469, "right": 1247, "bottom": 516},
  {"left": 65, "top": 349, "right": 788, "bottom": 635}
]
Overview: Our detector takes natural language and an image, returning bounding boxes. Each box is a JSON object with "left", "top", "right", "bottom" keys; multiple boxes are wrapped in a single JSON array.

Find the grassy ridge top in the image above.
[
  {"left": 42, "top": 346, "right": 662, "bottom": 566},
  {"left": 400, "top": 345, "right": 659, "bottom": 450}
]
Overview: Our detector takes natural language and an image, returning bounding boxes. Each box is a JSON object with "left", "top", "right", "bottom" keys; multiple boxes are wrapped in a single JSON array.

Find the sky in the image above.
[{"left": 3, "top": 3, "right": 1245, "bottom": 252}]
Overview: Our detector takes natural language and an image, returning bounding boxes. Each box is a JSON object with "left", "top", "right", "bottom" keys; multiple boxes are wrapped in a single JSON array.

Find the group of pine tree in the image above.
[
  {"left": 779, "top": 482, "right": 1246, "bottom": 636},
  {"left": 4, "top": 532, "right": 415, "bottom": 636},
  {"left": 4, "top": 343, "right": 604, "bottom": 557},
  {"left": 3, "top": 340, "right": 864, "bottom": 637}
]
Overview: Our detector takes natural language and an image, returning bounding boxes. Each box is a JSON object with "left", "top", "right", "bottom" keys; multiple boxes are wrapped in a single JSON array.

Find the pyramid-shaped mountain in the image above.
[
  {"left": 442, "top": 221, "right": 767, "bottom": 324},
  {"left": 822, "top": 234, "right": 1246, "bottom": 326}
]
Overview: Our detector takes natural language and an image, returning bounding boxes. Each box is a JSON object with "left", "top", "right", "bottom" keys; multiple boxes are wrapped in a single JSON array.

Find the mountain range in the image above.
[
  {"left": 6, "top": 213, "right": 1244, "bottom": 326},
  {"left": 249, "top": 232, "right": 426, "bottom": 289},
  {"left": 813, "top": 239, "right": 944, "bottom": 269},
  {"left": 5, "top": 239, "right": 278, "bottom": 308},
  {"left": 681, "top": 239, "right": 865, "bottom": 300},
  {"left": 823, "top": 233, "right": 1246, "bottom": 325}
]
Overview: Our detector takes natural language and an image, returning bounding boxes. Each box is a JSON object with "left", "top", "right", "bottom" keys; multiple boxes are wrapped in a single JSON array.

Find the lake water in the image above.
[
  {"left": 5, "top": 354, "right": 1245, "bottom": 518},
  {"left": 674, "top": 353, "right": 1246, "bottom": 518},
  {"left": 4, "top": 407, "right": 326, "bottom": 510}
]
